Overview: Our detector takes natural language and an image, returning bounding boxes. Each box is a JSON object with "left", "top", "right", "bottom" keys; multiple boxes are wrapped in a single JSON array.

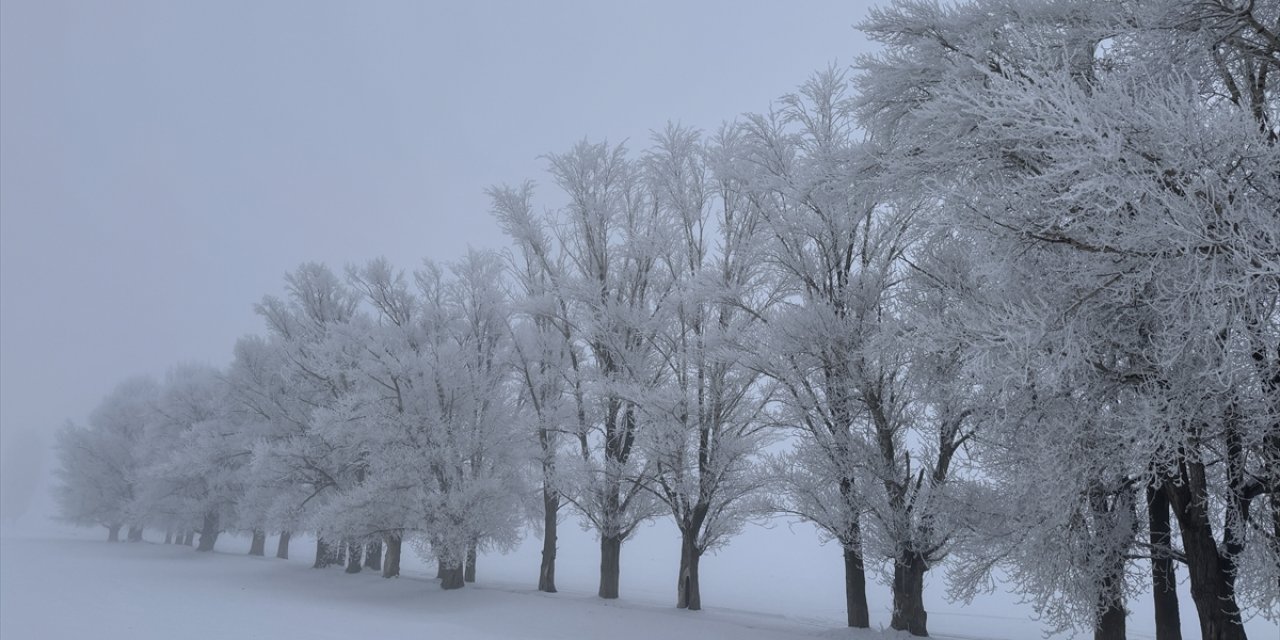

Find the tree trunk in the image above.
[
  {"left": 276, "top": 531, "right": 291, "bottom": 559},
  {"left": 436, "top": 558, "right": 446, "bottom": 579},
  {"left": 164, "top": 530, "right": 173, "bottom": 544},
  {"left": 127, "top": 525, "right": 143, "bottom": 542},
  {"left": 464, "top": 542, "right": 477, "bottom": 583},
  {"left": 539, "top": 488, "right": 558, "bottom": 593},
  {"left": 1095, "top": 563, "right": 1127, "bottom": 640},
  {"left": 364, "top": 540, "right": 382, "bottom": 570},
  {"left": 195, "top": 512, "right": 219, "bottom": 552},
  {"left": 598, "top": 534, "right": 623, "bottom": 599},
  {"left": 107, "top": 524, "right": 122, "bottom": 542},
  {"left": 1166, "top": 477, "right": 1248, "bottom": 640},
  {"left": 890, "top": 550, "right": 929, "bottom": 636},
  {"left": 382, "top": 533, "right": 401, "bottom": 578},
  {"left": 1148, "top": 485, "right": 1182, "bottom": 640},
  {"left": 249, "top": 530, "right": 266, "bottom": 556},
  {"left": 314, "top": 538, "right": 334, "bottom": 568},
  {"left": 843, "top": 544, "right": 870, "bottom": 628},
  {"left": 676, "top": 531, "right": 702, "bottom": 610},
  {"left": 345, "top": 540, "right": 362, "bottom": 573},
  {"left": 440, "top": 561, "right": 465, "bottom": 590},
  {"left": 182, "top": 531, "right": 194, "bottom": 546}
]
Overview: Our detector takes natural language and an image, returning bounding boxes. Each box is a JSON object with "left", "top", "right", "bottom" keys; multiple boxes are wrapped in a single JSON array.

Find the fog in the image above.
[
  {"left": 0, "top": 0, "right": 872, "bottom": 519},
  {"left": 3, "top": 2, "right": 1275, "bottom": 640}
]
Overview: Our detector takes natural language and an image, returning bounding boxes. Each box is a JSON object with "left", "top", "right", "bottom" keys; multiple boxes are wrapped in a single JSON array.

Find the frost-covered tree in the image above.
[
  {"left": 226, "top": 333, "right": 309, "bottom": 559},
  {"left": 491, "top": 182, "right": 575, "bottom": 593},
  {"left": 132, "top": 364, "right": 245, "bottom": 552},
  {"left": 497, "top": 140, "right": 669, "bottom": 599},
  {"left": 54, "top": 377, "right": 158, "bottom": 542},
  {"left": 859, "top": 0, "right": 1279, "bottom": 637},
  {"left": 638, "top": 123, "right": 776, "bottom": 611},
  {"left": 320, "top": 254, "right": 526, "bottom": 589},
  {"left": 251, "top": 262, "right": 364, "bottom": 568},
  {"left": 734, "top": 69, "right": 884, "bottom": 629}
]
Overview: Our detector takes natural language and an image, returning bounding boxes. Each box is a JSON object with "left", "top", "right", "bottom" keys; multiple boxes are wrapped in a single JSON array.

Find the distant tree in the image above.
[
  {"left": 132, "top": 364, "right": 243, "bottom": 552},
  {"left": 251, "top": 262, "right": 363, "bottom": 568},
  {"left": 54, "top": 377, "right": 158, "bottom": 541}
]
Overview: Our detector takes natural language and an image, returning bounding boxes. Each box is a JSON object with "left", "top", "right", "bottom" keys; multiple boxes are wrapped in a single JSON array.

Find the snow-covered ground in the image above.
[{"left": 1, "top": 519, "right": 1272, "bottom": 639}]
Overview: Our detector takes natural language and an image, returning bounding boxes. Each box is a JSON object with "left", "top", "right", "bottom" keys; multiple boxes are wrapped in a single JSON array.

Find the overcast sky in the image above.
[{"left": 0, "top": 0, "right": 877, "bottom": 478}]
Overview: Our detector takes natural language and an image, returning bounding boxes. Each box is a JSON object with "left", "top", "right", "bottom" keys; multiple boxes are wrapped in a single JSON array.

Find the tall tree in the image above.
[
  {"left": 859, "top": 0, "right": 1279, "bottom": 637},
  {"left": 640, "top": 123, "right": 776, "bottom": 611},
  {"left": 499, "top": 140, "right": 669, "bottom": 599},
  {"left": 492, "top": 182, "right": 574, "bottom": 593}
]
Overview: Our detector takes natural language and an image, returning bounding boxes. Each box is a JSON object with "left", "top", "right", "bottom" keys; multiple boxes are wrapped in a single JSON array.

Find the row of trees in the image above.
[{"left": 56, "top": 0, "right": 1276, "bottom": 638}]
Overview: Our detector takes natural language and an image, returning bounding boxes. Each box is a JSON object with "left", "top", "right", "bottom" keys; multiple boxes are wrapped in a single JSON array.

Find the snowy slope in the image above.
[{"left": 2, "top": 522, "right": 1273, "bottom": 639}]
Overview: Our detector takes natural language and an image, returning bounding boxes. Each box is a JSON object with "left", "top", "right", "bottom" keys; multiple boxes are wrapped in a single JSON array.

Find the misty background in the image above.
[{"left": 0, "top": 0, "right": 874, "bottom": 522}]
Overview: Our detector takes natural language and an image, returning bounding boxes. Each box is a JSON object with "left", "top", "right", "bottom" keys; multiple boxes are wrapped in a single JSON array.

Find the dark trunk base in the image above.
[
  {"left": 182, "top": 531, "right": 194, "bottom": 546},
  {"left": 890, "top": 550, "right": 929, "bottom": 636},
  {"left": 276, "top": 531, "right": 291, "bottom": 559},
  {"left": 249, "top": 530, "right": 266, "bottom": 556},
  {"left": 465, "top": 544, "right": 477, "bottom": 583},
  {"left": 539, "top": 488, "right": 558, "bottom": 593},
  {"left": 195, "top": 513, "right": 219, "bottom": 552},
  {"left": 843, "top": 545, "right": 870, "bottom": 628},
  {"left": 107, "top": 524, "right": 122, "bottom": 542},
  {"left": 382, "top": 535, "right": 402, "bottom": 578},
  {"left": 440, "top": 565, "right": 465, "bottom": 590},
  {"left": 1166, "top": 481, "right": 1248, "bottom": 640},
  {"left": 164, "top": 531, "right": 173, "bottom": 544},
  {"left": 364, "top": 540, "right": 382, "bottom": 570},
  {"left": 314, "top": 538, "right": 334, "bottom": 568},
  {"left": 127, "top": 525, "right": 143, "bottom": 542},
  {"left": 1149, "top": 486, "right": 1182, "bottom": 640},
  {"left": 539, "top": 529, "right": 557, "bottom": 593},
  {"left": 598, "top": 534, "right": 622, "bottom": 599},
  {"left": 676, "top": 533, "right": 702, "bottom": 611},
  {"left": 1096, "top": 598, "right": 1126, "bottom": 640},
  {"left": 345, "top": 541, "right": 362, "bottom": 573}
]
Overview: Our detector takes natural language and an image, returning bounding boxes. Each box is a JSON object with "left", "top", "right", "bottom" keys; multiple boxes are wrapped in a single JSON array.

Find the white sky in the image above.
[{"left": 0, "top": 0, "right": 877, "bottom": 461}]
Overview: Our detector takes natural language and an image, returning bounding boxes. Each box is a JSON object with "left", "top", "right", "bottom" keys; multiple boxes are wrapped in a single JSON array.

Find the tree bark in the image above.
[
  {"left": 598, "top": 534, "right": 623, "bottom": 599},
  {"left": 276, "top": 531, "right": 291, "bottom": 559},
  {"left": 1148, "top": 485, "right": 1182, "bottom": 640},
  {"left": 436, "top": 558, "right": 446, "bottom": 579},
  {"left": 843, "top": 544, "right": 870, "bottom": 628},
  {"left": 890, "top": 550, "right": 929, "bottom": 636},
  {"left": 676, "top": 531, "right": 702, "bottom": 610},
  {"left": 107, "top": 524, "right": 122, "bottom": 542},
  {"left": 314, "top": 538, "right": 334, "bottom": 568},
  {"left": 364, "top": 540, "right": 382, "bottom": 570},
  {"left": 164, "top": 530, "right": 173, "bottom": 544},
  {"left": 539, "top": 486, "right": 558, "bottom": 593},
  {"left": 1166, "top": 476, "right": 1249, "bottom": 640},
  {"left": 182, "top": 531, "right": 194, "bottom": 546},
  {"left": 127, "top": 525, "right": 143, "bottom": 542},
  {"left": 1095, "top": 562, "right": 1127, "bottom": 640},
  {"left": 440, "top": 561, "right": 465, "bottom": 590},
  {"left": 464, "top": 542, "right": 477, "bottom": 583},
  {"left": 195, "top": 512, "right": 219, "bottom": 552},
  {"left": 249, "top": 530, "right": 266, "bottom": 556},
  {"left": 344, "top": 540, "right": 362, "bottom": 573},
  {"left": 382, "top": 533, "right": 401, "bottom": 578}
]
